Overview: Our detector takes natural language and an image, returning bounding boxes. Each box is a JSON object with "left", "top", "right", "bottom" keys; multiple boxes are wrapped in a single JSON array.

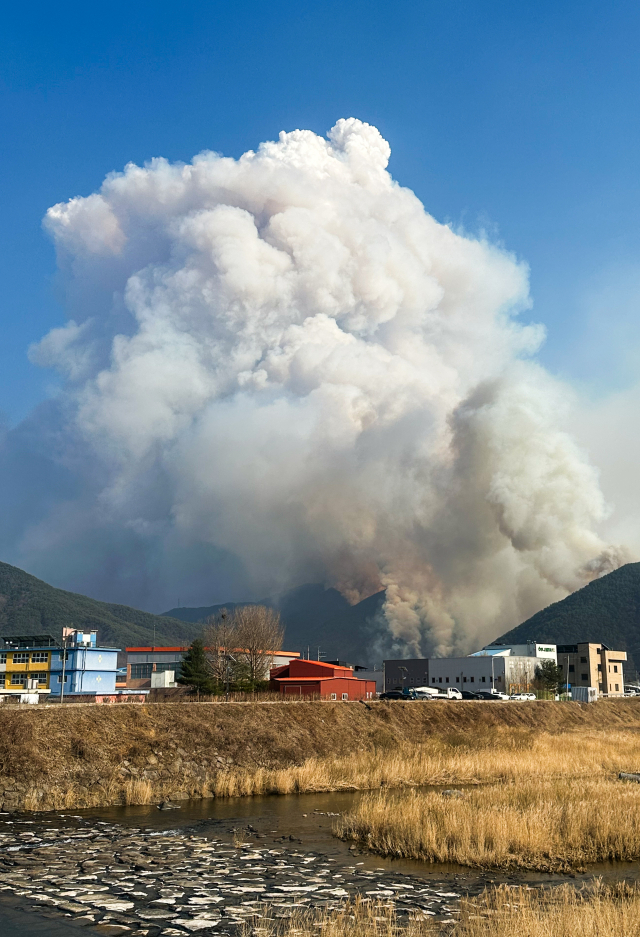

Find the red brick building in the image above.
[{"left": 270, "top": 659, "right": 376, "bottom": 700}]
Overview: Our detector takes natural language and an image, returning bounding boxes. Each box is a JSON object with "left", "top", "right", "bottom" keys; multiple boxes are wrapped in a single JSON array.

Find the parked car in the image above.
[
  {"left": 475, "top": 690, "right": 509, "bottom": 700},
  {"left": 460, "top": 690, "right": 481, "bottom": 700},
  {"left": 379, "top": 690, "right": 405, "bottom": 700},
  {"left": 509, "top": 692, "right": 536, "bottom": 700}
]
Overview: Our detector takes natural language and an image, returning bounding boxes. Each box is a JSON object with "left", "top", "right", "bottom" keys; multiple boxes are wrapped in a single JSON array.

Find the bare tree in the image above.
[
  {"left": 232, "top": 605, "right": 284, "bottom": 685},
  {"left": 202, "top": 609, "right": 239, "bottom": 687}
]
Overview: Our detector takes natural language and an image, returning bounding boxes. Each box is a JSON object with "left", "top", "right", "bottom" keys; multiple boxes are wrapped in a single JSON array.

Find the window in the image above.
[
  {"left": 11, "top": 673, "right": 26, "bottom": 685},
  {"left": 581, "top": 674, "right": 588, "bottom": 681},
  {"left": 615, "top": 684, "right": 620, "bottom": 692},
  {"left": 614, "top": 665, "right": 618, "bottom": 673},
  {"left": 496, "top": 676, "right": 502, "bottom": 682},
  {"left": 568, "top": 665, "right": 575, "bottom": 673},
  {"left": 0, "top": 653, "right": 6, "bottom": 664},
  {"left": 131, "top": 663, "right": 153, "bottom": 680},
  {"left": 432, "top": 677, "right": 436, "bottom": 683},
  {"left": 598, "top": 664, "right": 602, "bottom": 671},
  {"left": 57, "top": 651, "right": 69, "bottom": 661},
  {"left": 342, "top": 693, "right": 348, "bottom": 700},
  {"left": 558, "top": 663, "right": 563, "bottom": 670},
  {"left": 31, "top": 652, "right": 48, "bottom": 663},
  {"left": 463, "top": 677, "right": 467, "bottom": 683},
  {"left": 155, "top": 662, "right": 181, "bottom": 675},
  {"left": 330, "top": 693, "right": 337, "bottom": 700},
  {"left": 470, "top": 677, "right": 474, "bottom": 683},
  {"left": 0, "top": 674, "right": 4, "bottom": 687},
  {"left": 580, "top": 657, "right": 587, "bottom": 663},
  {"left": 445, "top": 677, "right": 449, "bottom": 683},
  {"left": 438, "top": 677, "right": 442, "bottom": 683},
  {"left": 35, "top": 673, "right": 48, "bottom": 685},
  {"left": 12, "top": 652, "right": 28, "bottom": 663},
  {"left": 482, "top": 676, "right": 486, "bottom": 683}
]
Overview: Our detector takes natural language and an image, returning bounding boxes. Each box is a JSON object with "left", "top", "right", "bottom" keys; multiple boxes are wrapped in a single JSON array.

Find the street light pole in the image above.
[{"left": 398, "top": 665, "right": 408, "bottom": 694}]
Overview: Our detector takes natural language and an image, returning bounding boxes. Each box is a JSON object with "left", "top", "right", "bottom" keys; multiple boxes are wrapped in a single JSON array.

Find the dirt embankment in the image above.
[{"left": 2, "top": 699, "right": 640, "bottom": 812}]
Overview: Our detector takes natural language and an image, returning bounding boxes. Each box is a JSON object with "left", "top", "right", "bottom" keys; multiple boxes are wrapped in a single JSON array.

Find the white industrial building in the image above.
[
  {"left": 384, "top": 641, "right": 556, "bottom": 694},
  {"left": 470, "top": 642, "right": 557, "bottom": 662}
]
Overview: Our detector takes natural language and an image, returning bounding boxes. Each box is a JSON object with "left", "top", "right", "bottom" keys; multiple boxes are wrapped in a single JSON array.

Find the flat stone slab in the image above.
[{"left": 0, "top": 813, "right": 471, "bottom": 935}]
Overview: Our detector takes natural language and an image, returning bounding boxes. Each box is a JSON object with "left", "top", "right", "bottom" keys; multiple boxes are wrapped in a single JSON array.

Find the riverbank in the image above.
[
  {"left": 255, "top": 883, "right": 640, "bottom": 937},
  {"left": 2, "top": 699, "right": 640, "bottom": 811}
]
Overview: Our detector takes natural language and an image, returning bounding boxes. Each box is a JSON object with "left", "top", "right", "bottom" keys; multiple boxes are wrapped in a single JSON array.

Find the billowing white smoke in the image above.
[{"left": 34, "top": 118, "right": 627, "bottom": 654}]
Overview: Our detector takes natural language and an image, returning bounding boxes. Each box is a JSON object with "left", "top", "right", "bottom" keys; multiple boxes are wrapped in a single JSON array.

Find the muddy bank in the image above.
[{"left": 1, "top": 699, "right": 640, "bottom": 812}]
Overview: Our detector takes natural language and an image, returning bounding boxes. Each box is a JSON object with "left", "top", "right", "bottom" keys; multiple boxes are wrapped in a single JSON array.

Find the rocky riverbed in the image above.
[{"left": 0, "top": 812, "right": 466, "bottom": 935}]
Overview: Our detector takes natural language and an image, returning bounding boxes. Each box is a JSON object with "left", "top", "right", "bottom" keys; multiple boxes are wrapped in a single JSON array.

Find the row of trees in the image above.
[{"left": 177, "top": 605, "right": 284, "bottom": 695}]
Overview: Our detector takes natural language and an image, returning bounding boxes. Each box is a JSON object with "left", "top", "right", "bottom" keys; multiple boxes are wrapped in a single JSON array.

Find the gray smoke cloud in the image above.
[{"left": 6, "top": 118, "right": 630, "bottom": 653}]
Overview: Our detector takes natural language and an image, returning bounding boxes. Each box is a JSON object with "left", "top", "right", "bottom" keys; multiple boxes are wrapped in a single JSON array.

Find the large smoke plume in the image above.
[{"left": 20, "top": 119, "right": 628, "bottom": 654}]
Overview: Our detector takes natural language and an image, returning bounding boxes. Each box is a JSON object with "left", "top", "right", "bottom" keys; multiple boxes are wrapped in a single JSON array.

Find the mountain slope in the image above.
[
  {"left": 164, "top": 583, "right": 387, "bottom": 666},
  {"left": 495, "top": 562, "right": 640, "bottom": 671},
  {"left": 0, "top": 561, "right": 200, "bottom": 651}
]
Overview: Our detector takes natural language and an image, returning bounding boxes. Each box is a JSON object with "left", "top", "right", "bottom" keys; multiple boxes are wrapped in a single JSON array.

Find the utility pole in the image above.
[{"left": 60, "top": 630, "right": 69, "bottom": 704}]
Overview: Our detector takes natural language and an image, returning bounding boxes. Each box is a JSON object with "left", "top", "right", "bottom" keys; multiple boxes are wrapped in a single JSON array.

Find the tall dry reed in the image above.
[
  {"left": 338, "top": 776, "right": 640, "bottom": 870},
  {"left": 210, "top": 727, "right": 640, "bottom": 798},
  {"left": 244, "top": 883, "right": 640, "bottom": 937}
]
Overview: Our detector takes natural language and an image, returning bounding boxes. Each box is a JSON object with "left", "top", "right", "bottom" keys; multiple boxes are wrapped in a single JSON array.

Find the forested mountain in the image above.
[
  {"left": 6, "top": 557, "right": 638, "bottom": 673},
  {"left": 164, "top": 583, "right": 387, "bottom": 666},
  {"left": 496, "top": 562, "right": 640, "bottom": 672},
  {"left": 0, "top": 561, "right": 200, "bottom": 650}
]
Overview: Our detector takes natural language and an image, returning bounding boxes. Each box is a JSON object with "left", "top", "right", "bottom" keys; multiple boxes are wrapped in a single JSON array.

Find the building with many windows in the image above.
[
  {"left": 556, "top": 643, "right": 626, "bottom": 697},
  {"left": 385, "top": 640, "right": 628, "bottom": 697},
  {"left": 384, "top": 654, "right": 540, "bottom": 695},
  {"left": 0, "top": 635, "right": 57, "bottom": 697}
]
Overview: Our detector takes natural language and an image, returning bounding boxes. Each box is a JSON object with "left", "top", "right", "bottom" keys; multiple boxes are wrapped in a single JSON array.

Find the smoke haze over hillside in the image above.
[{"left": 0, "top": 119, "right": 629, "bottom": 655}]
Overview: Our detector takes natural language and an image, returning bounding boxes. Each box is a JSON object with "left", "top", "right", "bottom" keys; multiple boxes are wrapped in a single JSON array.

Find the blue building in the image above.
[{"left": 49, "top": 629, "right": 119, "bottom": 696}]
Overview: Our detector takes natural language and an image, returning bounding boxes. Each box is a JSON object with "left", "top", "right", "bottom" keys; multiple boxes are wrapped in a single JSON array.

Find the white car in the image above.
[{"left": 510, "top": 692, "right": 537, "bottom": 701}]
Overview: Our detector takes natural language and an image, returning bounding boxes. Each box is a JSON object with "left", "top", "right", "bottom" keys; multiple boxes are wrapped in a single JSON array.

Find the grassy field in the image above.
[
  {"left": 4, "top": 700, "right": 640, "bottom": 810},
  {"left": 246, "top": 883, "right": 640, "bottom": 937},
  {"left": 337, "top": 729, "right": 640, "bottom": 870}
]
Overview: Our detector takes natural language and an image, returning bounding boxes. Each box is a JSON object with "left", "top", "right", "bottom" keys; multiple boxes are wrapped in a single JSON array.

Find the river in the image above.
[{"left": 1, "top": 790, "right": 639, "bottom": 936}]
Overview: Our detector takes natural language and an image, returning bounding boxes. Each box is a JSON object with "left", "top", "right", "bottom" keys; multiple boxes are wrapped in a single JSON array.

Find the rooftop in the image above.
[{"left": 1, "top": 634, "right": 58, "bottom": 649}]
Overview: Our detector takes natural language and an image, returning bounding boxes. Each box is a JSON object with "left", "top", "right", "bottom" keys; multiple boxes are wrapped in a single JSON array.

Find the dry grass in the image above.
[
  {"left": 13, "top": 725, "right": 640, "bottom": 811},
  {"left": 213, "top": 726, "right": 640, "bottom": 797},
  {"left": 338, "top": 773, "right": 640, "bottom": 871},
  {"left": 5, "top": 701, "right": 640, "bottom": 811},
  {"left": 245, "top": 883, "right": 640, "bottom": 937}
]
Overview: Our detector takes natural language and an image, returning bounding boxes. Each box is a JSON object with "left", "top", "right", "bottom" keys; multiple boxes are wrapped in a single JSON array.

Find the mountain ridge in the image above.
[
  {"left": 495, "top": 562, "right": 640, "bottom": 672},
  {"left": 0, "top": 561, "right": 200, "bottom": 651}
]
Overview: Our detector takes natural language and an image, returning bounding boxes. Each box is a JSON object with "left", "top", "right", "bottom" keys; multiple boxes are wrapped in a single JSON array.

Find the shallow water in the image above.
[{"left": 3, "top": 789, "right": 640, "bottom": 936}]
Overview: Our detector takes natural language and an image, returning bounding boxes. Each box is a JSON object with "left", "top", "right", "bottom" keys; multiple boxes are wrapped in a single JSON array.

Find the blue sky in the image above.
[{"left": 2, "top": 0, "right": 640, "bottom": 425}]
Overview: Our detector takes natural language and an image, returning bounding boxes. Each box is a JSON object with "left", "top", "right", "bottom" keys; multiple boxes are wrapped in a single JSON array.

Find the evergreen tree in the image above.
[
  {"left": 534, "top": 659, "right": 561, "bottom": 692},
  {"left": 177, "top": 639, "right": 217, "bottom": 695}
]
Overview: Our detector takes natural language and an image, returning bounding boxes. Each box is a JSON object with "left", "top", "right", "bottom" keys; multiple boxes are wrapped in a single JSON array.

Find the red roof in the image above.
[{"left": 127, "top": 646, "right": 301, "bottom": 655}]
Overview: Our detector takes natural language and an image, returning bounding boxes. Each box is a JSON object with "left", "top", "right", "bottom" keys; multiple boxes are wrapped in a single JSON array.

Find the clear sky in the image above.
[{"left": 2, "top": 0, "right": 640, "bottom": 425}]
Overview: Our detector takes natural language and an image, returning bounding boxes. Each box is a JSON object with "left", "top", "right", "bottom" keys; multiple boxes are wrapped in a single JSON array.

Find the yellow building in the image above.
[{"left": 0, "top": 635, "right": 57, "bottom": 696}]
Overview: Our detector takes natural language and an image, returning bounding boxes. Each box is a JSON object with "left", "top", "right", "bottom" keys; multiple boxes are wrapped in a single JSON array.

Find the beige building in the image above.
[{"left": 557, "top": 643, "right": 627, "bottom": 697}]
